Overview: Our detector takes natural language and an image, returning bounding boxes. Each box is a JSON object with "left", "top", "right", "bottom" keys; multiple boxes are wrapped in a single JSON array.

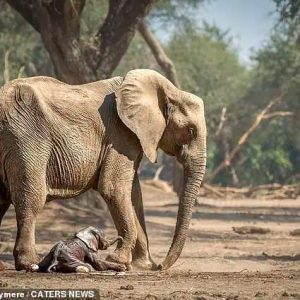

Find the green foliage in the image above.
[
  {"left": 80, "top": 0, "right": 108, "bottom": 37},
  {"left": 150, "top": 0, "right": 205, "bottom": 22},
  {"left": 166, "top": 23, "right": 248, "bottom": 113},
  {"left": 238, "top": 120, "right": 294, "bottom": 185},
  {"left": 254, "top": 24, "right": 300, "bottom": 94},
  {"left": 274, "top": 0, "right": 300, "bottom": 21},
  {"left": 226, "top": 21, "right": 300, "bottom": 186},
  {"left": 0, "top": 2, "right": 52, "bottom": 85}
]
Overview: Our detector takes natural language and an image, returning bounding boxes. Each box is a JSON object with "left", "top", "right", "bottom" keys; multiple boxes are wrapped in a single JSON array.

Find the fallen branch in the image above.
[
  {"left": 290, "top": 228, "right": 300, "bottom": 236},
  {"left": 233, "top": 226, "right": 271, "bottom": 235},
  {"left": 199, "top": 183, "right": 300, "bottom": 199},
  {"left": 202, "top": 183, "right": 224, "bottom": 198},
  {"left": 262, "top": 252, "right": 300, "bottom": 261}
]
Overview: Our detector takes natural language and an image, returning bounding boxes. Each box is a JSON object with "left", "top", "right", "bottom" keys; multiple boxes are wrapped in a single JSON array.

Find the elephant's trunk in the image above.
[{"left": 158, "top": 141, "right": 206, "bottom": 270}]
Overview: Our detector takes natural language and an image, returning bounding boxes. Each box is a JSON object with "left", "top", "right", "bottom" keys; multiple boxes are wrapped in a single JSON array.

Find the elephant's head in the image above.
[
  {"left": 116, "top": 69, "right": 206, "bottom": 270},
  {"left": 76, "top": 226, "right": 122, "bottom": 251}
]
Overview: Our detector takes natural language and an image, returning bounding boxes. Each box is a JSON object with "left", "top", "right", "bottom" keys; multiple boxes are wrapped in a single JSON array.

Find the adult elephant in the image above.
[{"left": 0, "top": 69, "right": 206, "bottom": 271}]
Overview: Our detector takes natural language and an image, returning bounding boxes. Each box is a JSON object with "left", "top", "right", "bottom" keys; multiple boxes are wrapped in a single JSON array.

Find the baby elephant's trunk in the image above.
[{"left": 108, "top": 236, "right": 123, "bottom": 247}]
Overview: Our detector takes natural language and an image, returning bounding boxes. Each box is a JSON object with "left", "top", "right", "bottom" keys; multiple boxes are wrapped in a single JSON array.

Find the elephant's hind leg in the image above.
[
  {"left": 0, "top": 185, "right": 11, "bottom": 270},
  {"left": 0, "top": 183, "right": 11, "bottom": 227},
  {"left": 131, "top": 173, "right": 156, "bottom": 270},
  {"left": 12, "top": 185, "right": 47, "bottom": 271},
  {"left": 0, "top": 198, "right": 10, "bottom": 268}
]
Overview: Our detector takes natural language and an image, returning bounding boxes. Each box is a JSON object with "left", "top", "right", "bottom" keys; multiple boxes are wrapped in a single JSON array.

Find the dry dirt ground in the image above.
[{"left": 0, "top": 182, "right": 299, "bottom": 299}]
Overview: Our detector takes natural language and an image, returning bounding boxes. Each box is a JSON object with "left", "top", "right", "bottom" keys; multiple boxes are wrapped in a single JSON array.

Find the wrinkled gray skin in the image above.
[{"left": 0, "top": 69, "right": 206, "bottom": 271}]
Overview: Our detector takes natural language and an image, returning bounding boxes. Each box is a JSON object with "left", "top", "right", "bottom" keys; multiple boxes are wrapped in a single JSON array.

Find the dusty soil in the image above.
[{"left": 0, "top": 182, "right": 300, "bottom": 299}]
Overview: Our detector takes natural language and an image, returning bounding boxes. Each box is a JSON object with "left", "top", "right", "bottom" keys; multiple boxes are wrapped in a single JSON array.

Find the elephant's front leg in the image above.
[
  {"left": 105, "top": 194, "right": 137, "bottom": 269},
  {"left": 99, "top": 153, "right": 137, "bottom": 269}
]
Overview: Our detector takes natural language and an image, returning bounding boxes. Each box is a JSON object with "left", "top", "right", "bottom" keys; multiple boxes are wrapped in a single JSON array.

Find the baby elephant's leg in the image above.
[
  {"left": 56, "top": 250, "right": 94, "bottom": 273},
  {"left": 58, "top": 260, "right": 94, "bottom": 273},
  {"left": 75, "top": 264, "right": 94, "bottom": 273},
  {"left": 30, "top": 242, "right": 64, "bottom": 272},
  {"left": 88, "top": 253, "right": 126, "bottom": 272},
  {"left": 101, "top": 260, "right": 126, "bottom": 272}
]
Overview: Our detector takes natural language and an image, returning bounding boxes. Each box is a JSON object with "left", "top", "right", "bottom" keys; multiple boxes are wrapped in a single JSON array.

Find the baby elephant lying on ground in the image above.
[{"left": 31, "top": 226, "right": 125, "bottom": 273}]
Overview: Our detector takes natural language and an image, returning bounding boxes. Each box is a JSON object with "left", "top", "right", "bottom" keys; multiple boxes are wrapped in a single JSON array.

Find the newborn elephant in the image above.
[
  {"left": 32, "top": 226, "right": 124, "bottom": 273},
  {"left": 0, "top": 69, "right": 206, "bottom": 271}
]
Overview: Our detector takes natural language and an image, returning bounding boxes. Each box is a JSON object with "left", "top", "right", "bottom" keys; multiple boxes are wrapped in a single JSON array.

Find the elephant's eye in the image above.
[{"left": 189, "top": 127, "right": 196, "bottom": 138}]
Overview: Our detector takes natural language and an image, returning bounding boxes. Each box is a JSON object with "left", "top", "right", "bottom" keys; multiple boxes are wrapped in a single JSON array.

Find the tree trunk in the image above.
[
  {"left": 39, "top": 1, "right": 95, "bottom": 84},
  {"left": 7, "top": 0, "right": 153, "bottom": 84}
]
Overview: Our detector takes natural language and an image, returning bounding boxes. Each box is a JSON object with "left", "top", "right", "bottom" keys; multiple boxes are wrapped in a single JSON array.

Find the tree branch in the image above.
[
  {"left": 38, "top": 0, "right": 93, "bottom": 83},
  {"left": 138, "top": 20, "right": 181, "bottom": 88},
  {"left": 215, "top": 107, "right": 227, "bottom": 137},
  {"left": 262, "top": 111, "right": 294, "bottom": 119},
  {"left": 6, "top": 0, "right": 40, "bottom": 32},
  {"left": 96, "top": 0, "right": 153, "bottom": 79}
]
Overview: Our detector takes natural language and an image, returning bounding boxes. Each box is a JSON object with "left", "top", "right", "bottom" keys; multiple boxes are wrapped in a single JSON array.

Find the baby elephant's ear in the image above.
[{"left": 75, "top": 227, "right": 98, "bottom": 252}]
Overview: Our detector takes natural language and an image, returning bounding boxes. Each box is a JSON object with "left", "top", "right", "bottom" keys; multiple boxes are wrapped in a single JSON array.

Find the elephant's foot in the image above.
[
  {"left": 106, "top": 249, "right": 131, "bottom": 271},
  {"left": 14, "top": 249, "right": 40, "bottom": 271},
  {"left": 132, "top": 244, "right": 156, "bottom": 270},
  {"left": 132, "top": 257, "right": 157, "bottom": 270}
]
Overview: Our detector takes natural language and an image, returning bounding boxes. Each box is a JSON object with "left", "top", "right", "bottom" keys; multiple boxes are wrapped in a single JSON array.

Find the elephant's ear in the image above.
[
  {"left": 75, "top": 226, "right": 98, "bottom": 252},
  {"left": 116, "top": 69, "right": 171, "bottom": 163}
]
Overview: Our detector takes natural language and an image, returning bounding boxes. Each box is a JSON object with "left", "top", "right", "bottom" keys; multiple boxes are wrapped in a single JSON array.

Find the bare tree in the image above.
[{"left": 205, "top": 94, "right": 293, "bottom": 183}]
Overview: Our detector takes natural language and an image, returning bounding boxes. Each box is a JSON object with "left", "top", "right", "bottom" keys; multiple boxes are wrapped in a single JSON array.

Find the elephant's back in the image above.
[{"left": 0, "top": 76, "right": 104, "bottom": 129}]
